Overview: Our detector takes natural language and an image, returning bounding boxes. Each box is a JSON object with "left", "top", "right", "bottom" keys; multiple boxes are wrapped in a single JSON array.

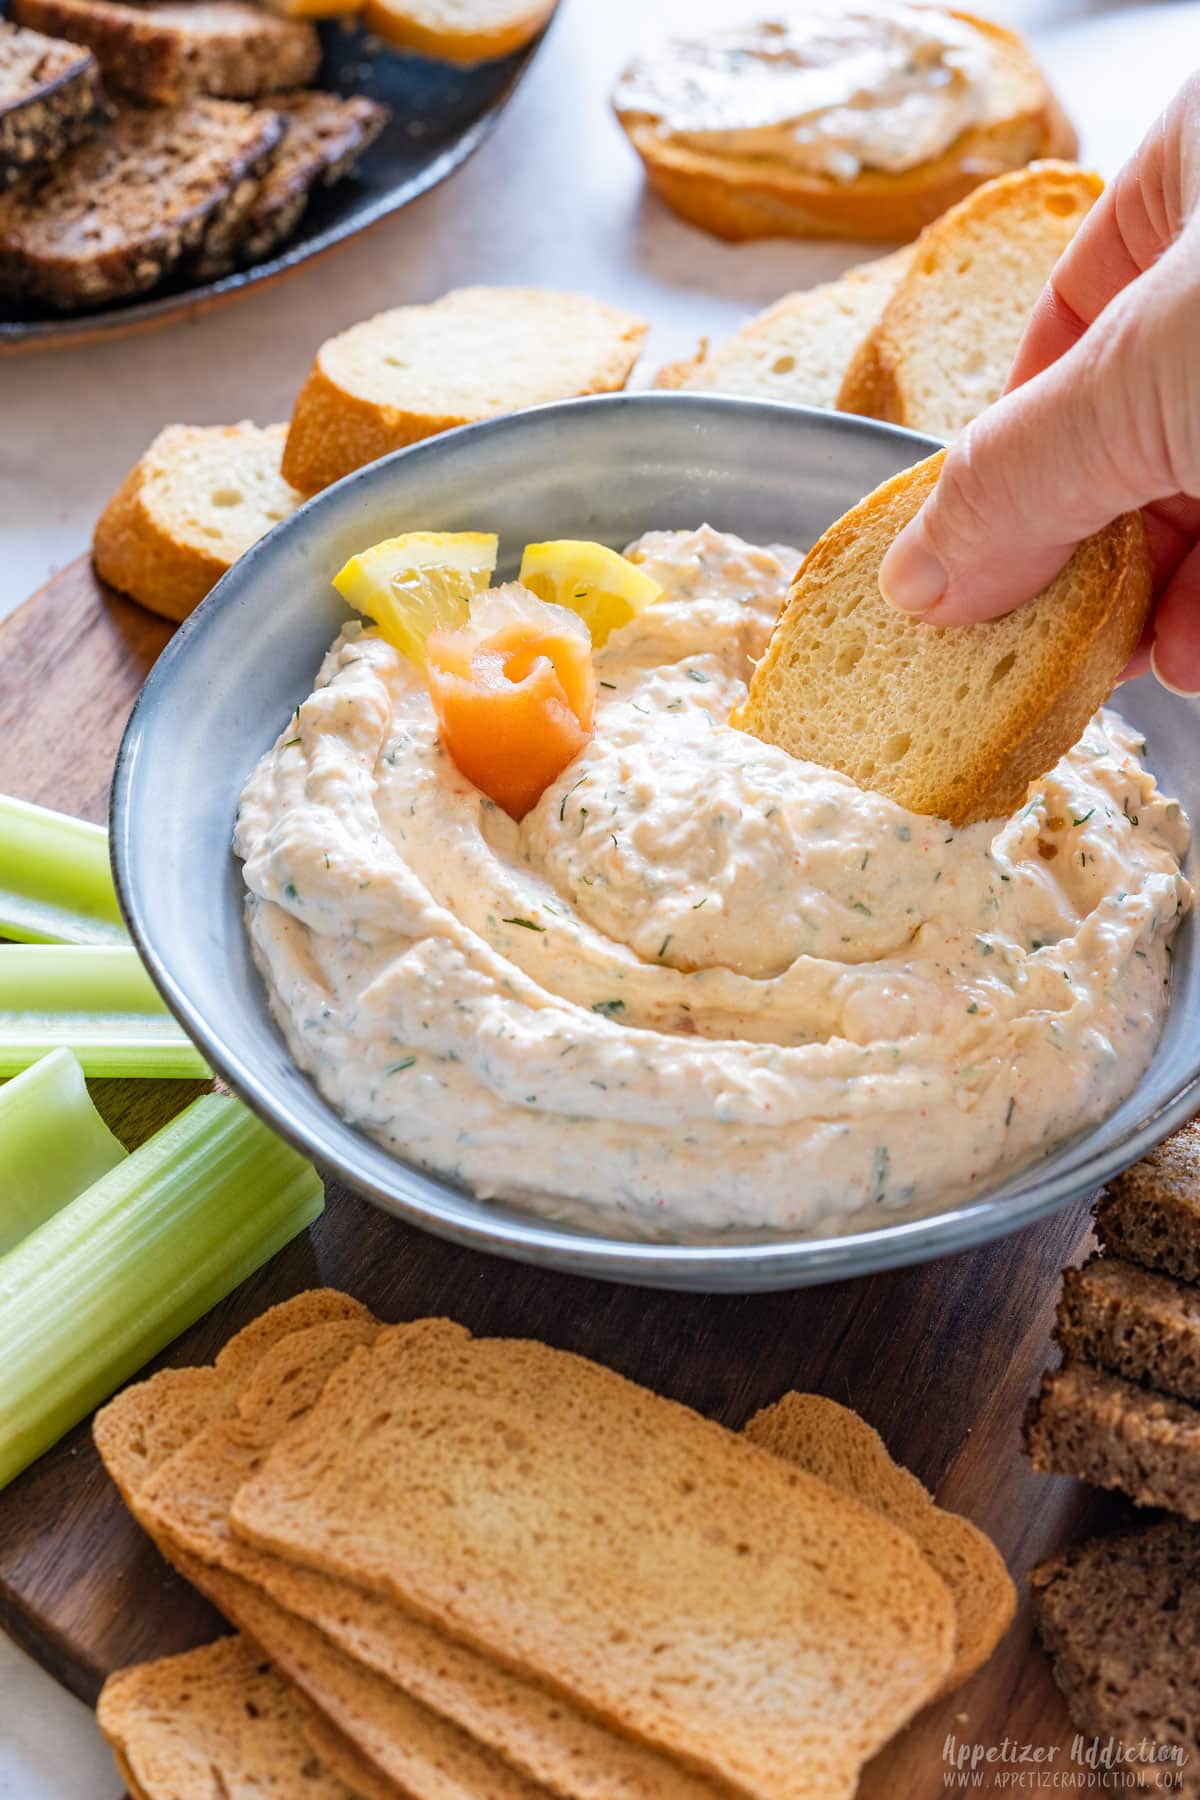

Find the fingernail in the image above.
[
  {"left": 879, "top": 518, "right": 948, "bottom": 616},
  {"left": 1150, "top": 642, "right": 1200, "bottom": 699}
]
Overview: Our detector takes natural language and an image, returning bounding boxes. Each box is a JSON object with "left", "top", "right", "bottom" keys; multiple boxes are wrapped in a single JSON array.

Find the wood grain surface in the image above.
[{"left": 0, "top": 557, "right": 1135, "bottom": 1794}]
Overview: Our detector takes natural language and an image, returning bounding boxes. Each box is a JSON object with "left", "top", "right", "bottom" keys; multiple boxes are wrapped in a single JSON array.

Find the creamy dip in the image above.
[
  {"left": 235, "top": 527, "right": 1191, "bottom": 1242},
  {"left": 614, "top": 5, "right": 995, "bottom": 183}
]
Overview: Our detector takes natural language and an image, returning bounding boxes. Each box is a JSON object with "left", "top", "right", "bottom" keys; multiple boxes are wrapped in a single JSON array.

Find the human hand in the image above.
[{"left": 878, "top": 73, "right": 1200, "bottom": 693}]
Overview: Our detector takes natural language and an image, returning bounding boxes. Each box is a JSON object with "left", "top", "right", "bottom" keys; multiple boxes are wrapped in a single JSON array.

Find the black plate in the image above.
[{"left": 0, "top": 12, "right": 549, "bottom": 351}]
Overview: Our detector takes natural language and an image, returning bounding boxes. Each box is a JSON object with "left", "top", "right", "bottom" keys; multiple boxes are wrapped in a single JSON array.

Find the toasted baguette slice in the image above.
[
  {"left": 615, "top": 12, "right": 1077, "bottom": 243},
  {"left": 657, "top": 248, "right": 912, "bottom": 410},
  {"left": 0, "top": 99, "right": 284, "bottom": 309},
  {"left": 747, "top": 1392, "right": 1014, "bottom": 1694},
  {"left": 838, "top": 162, "right": 1101, "bottom": 438},
  {"left": 733, "top": 450, "right": 1151, "bottom": 824},
  {"left": 282, "top": 286, "right": 648, "bottom": 493},
  {"left": 1030, "top": 1519, "right": 1200, "bottom": 1777},
  {"left": 361, "top": 0, "right": 555, "bottom": 63},
  {"left": 230, "top": 1319, "right": 956, "bottom": 1800},
  {"left": 0, "top": 21, "right": 107, "bottom": 188},
  {"left": 9, "top": 0, "right": 320, "bottom": 101},
  {"left": 97, "top": 1636, "right": 366, "bottom": 1800},
  {"left": 94, "top": 422, "right": 303, "bottom": 621}
]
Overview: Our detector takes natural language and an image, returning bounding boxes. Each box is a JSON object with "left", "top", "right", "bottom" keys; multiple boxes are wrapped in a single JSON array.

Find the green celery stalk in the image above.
[
  {"left": 0, "top": 945, "right": 209, "bottom": 1078},
  {"left": 0, "top": 795, "right": 128, "bottom": 946},
  {"left": 0, "top": 1048, "right": 127, "bottom": 1256},
  {"left": 0, "top": 1093, "right": 324, "bottom": 1488}
]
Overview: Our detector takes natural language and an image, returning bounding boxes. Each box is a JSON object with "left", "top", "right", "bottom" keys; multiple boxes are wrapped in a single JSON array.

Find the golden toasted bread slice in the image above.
[
  {"left": 91, "top": 1290, "right": 371, "bottom": 1506},
  {"left": 657, "top": 249, "right": 912, "bottom": 410},
  {"left": 229, "top": 1319, "right": 956, "bottom": 1800},
  {"left": 97, "top": 1636, "right": 367, "bottom": 1800},
  {"left": 616, "top": 12, "right": 1077, "bottom": 244},
  {"left": 838, "top": 162, "right": 1102, "bottom": 438},
  {"left": 733, "top": 450, "right": 1151, "bottom": 825},
  {"left": 747, "top": 1392, "right": 1015, "bottom": 1694},
  {"left": 110, "top": 1311, "right": 726, "bottom": 1800}
]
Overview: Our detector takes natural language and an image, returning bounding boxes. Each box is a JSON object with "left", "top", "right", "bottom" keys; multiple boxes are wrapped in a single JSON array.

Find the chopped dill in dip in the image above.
[{"left": 235, "top": 526, "right": 1191, "bottom": 1242}]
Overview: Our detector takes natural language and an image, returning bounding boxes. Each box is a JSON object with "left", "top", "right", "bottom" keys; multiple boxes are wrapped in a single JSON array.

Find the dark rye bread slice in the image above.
[
  {"left": 197, "top": 90, "right": 388, "bottom": 276},
  {"left": 732, "top": 448, "right": 1151, "bottom": 825},
  {"left": 1056, "top": 1254, "right": 1200, "bottom": 1407},
  {"left": 9, "top": 0, "right": 320, "bottom": 103},
  {"left": 0, "top": 97, "right": 284, "bottom": 308},
  {"left": 0, "top": 20, "right": 107, "bottom": 188},
  {"left": 229, "top": 1319, "right": 957, "bottom": 1800},
  {"left": 1095, "top": 1122, "right": 1200, "bottom": 1283},
  {"left": 1030, "top": 1519, "right": 1200, "bottom": 1786},
  {"left": 1024, "top": 1362, "right": 1200, "bottom": 1521}
]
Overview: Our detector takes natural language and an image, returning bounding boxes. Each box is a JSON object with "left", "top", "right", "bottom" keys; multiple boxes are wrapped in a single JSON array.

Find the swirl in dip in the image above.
[
  {"left": 613, "top": 4, "right": 997, "bottom": 184},
  {"left": 235, "top": 526, "right": 1191, "bottom": 1242}
]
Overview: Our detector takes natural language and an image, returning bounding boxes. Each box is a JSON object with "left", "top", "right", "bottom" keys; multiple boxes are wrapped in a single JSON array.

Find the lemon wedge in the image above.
[
  {"left": 518, "top": 540, "right": 662, "bottom": 647},
  {"left": 333, "top": 531, "right": 499, "bottom": 667}
]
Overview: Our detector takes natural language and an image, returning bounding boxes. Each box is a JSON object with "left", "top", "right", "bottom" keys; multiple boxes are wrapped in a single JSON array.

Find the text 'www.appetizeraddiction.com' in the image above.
[{"left": 942, "top": 1733, "right": 1188, "bottom": 1790}]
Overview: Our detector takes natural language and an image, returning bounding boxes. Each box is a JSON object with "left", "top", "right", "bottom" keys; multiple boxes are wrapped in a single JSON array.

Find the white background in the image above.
[{"left": 3, "top": 0, "right": 1200, "bottom": 1788}]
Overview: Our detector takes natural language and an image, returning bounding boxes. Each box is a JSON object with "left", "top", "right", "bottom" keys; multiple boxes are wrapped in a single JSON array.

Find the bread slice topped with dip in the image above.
[
  {"left": 613, "top": 2, "right": 1077, "bottom": 242},
  {"left": 734, "top": 450, "right": 1152, "bottom": 824}
]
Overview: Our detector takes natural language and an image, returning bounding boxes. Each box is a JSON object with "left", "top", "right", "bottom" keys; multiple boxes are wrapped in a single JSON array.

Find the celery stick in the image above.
[
  {"left": 0, "top": 795, "right": 128, "bottom": 946},
  {"left": 0, "top": 945, "right": 209, "bottom": 1078},
  {"left": 0, "top": 1094, "right": 323, "bottom": 1488},
  {"left": 0, "top": 1048, "right": 126, "bottom": 1256}
]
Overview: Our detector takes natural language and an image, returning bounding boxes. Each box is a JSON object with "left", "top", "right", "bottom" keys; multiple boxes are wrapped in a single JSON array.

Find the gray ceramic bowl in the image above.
[{"left": 111, "top": 394, "right": 1199, "bottom": 1291}]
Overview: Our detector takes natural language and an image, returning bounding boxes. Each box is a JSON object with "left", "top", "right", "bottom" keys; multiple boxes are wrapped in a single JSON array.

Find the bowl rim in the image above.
[{"left": 109, "top": 390, "right": 1200, "bottom": 1290}]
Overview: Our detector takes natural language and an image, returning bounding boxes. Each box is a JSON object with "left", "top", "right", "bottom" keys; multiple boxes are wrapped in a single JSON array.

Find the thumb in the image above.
[{"left": 877, "top": 244, "right": 1197, "bottom": 625}]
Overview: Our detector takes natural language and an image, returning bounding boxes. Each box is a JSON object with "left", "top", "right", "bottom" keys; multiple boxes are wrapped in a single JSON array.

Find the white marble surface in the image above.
[{"left": 2, "top": 0, "right": 1200, "bottom": 1789}]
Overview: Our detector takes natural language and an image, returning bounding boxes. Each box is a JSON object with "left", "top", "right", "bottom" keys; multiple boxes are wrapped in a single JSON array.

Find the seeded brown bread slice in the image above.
[
  {"left": 9, "top": 0, "right": 320, "bottom": 102},
  {"left": 92, "top": 1289, "right": 372, "bottom": 1507},
  {"left": 837, "top": 162, "right": 1101, "bottom": 438},
  {"left": 1030, "top": 1518, "right": 1200, "bottom": 1789},
  {"left": 97, "top": 1635, "right": 369, "bottom": 1800},
  {"left": 615, "top": 13, "right": 1077, "bottom": 244},
  {"left": 746, "top": 1392, "right": 1014, "bottom": 1694},
  {"left": 1056, "top": 1254, "right": 1200, "bottom": 1407},
  {"left": 360, "top": 0, "right": 556, "bottom": 64},
  {"left": 732, "top": 449, "right": 1151, "bottom": 825},
  {"left": 0, "top": 98, "right": 285, "bottom": 309},
  {"left": 0, "top": 21, "right": 107, "bottom": 188},
  {"left": 656, "top": 249, "right": 913, "bottom": 411},
  {"left": 138, "top": 1322, "right": 729, "bottom": 1800},
  {"left": 1095, "top": 1124, "right": 1200, "bottom": 1283},
  {"left": 94, "top": 421, "right": 302, "bottom": 622},
  {"left": 196, "top": 90, "right": 389, "bottom": 276},
  {"left": 282, "top": 286, "right": 648, "bottom": 493},
  {"left": 230, "top": 1319, "right": 956, "bottom": 1800},
  {"left": 1024, "top": 1362, "right": 1200, "bottom": 1521}
]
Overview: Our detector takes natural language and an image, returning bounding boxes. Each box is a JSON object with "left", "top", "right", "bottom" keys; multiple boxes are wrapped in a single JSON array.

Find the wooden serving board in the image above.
[{"left": 0, "top": 558, "right": 1136, "bottom": 1793}]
